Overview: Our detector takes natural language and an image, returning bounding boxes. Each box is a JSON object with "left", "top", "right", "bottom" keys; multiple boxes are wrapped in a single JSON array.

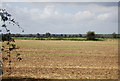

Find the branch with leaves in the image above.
[
  {"left": 0, "top": 9, "right": 23, "bottom": 76},
  {"left": 0, "top": 9, "right": 24, "bottom": 33}
]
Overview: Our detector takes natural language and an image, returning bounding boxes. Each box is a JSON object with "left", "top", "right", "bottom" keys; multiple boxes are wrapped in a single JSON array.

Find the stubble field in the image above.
[{"left": 2, "top": 39, "right": 119, "bottom": 79}]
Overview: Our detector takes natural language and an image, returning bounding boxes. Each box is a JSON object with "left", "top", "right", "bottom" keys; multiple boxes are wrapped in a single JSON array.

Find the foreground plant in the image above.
[{"left": 0, "top": 9, "right": 24, "bottom": 76}]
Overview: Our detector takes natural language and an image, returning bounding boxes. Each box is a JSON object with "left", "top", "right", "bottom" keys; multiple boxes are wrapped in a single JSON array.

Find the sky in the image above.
[
  {"left": 1, "top": 0, "right": 120, "bottom": 2},
  {"left": 0, "top": 1, "right": 119, "bottom": 34}
]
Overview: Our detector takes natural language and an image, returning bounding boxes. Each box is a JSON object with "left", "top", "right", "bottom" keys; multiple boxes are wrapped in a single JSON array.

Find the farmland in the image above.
[{"left": 2, "top": 39, "right": 119, "bottom": 79}]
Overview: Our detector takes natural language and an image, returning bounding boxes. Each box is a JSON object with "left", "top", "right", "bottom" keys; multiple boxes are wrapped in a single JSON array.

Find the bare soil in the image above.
[
  {"left": 2, "top": 55, "right": 118, "bottom": 79},
  {"left": 2, "top": 40, "right": 119, "bottom": 79}
]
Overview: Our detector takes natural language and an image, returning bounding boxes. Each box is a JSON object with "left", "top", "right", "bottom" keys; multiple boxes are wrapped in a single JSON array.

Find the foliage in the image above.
[
  {"left": 112, "top": 32, "right": 117, "bottom": 38},
  {"left": 86, "top": 31, "right": 96, "bottom": 40},
  {"left": 36, "top": 33, "right": 40, "bottom": 38},
  {"left": 0, "top": 9, "right": 23, "bottom": 75},
  {"left": 13, "top": 37, "right": 103, "bottom": 41},
  {"left": 45, "top": 32, "right": 51, "bottom": 38},
  {"left": 0, "top": 9, "right": 24, "bottom": 33}
]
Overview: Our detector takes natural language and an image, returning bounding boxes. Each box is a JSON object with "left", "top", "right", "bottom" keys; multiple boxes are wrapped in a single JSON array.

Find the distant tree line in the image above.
[
  {"left": 4, "top": 33, "right": 83, "bottom": 38},
  {"left": 1, "top": 32, "right": 120, "bottom": 41}
]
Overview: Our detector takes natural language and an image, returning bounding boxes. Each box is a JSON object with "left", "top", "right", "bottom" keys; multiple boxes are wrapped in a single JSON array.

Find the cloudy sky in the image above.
[{"left": 0, "top": 1, "right": 119, "bottom": 34}]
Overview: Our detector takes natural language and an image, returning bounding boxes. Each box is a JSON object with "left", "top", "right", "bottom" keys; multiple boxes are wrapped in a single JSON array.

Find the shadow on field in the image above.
[{"left": 1, "top": 78, "right": 118, "bottom": 81}]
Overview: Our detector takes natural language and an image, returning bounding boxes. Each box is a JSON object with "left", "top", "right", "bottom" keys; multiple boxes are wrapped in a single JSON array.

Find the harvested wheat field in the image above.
[{"left": 2, "top": 39, "right": 119, "bottom": 79}]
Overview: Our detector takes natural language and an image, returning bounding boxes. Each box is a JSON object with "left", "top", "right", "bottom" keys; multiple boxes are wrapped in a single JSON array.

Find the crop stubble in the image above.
[{"left": 2, "top": 40, "right": 119, "bottom": 79}]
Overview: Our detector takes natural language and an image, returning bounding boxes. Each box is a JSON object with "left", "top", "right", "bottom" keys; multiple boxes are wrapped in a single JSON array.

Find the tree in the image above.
[
  {"left": 112, "top": 32, "right": 117, "bottom": 38},
  {"left": 86, "top": 31, "right": 96, "bottom": 40},
  {"left": 45, "top": 32, "right": 51, "bottom": 38},
  {"left": 0, "top": 9, "right": 24, "bottom": 33},
  {"left": 28, "top": 34, "right": 33, "bottom": 37},
  {"left": 36, "top": 33, "right": 40, "bottom": 38},
  {"left": 0, "top": 9, "right": 23, "bottom": 75},
  {"left": 64, "top": 34, "right": 67, "bottom": 38},
  {"left": 79, "top": 34, "right": 82, "bottom": 37}
]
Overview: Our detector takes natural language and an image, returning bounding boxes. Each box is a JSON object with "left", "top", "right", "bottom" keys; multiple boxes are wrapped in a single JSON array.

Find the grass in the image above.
[
  {"left": 13, "top": 37, "right": 104, "bottom": 41},
  {"left": 12, "top": 37, "right": 120, "bottom": 41},
  {"left": 14, "top": 39, "right": 118, "bottom": 56}
]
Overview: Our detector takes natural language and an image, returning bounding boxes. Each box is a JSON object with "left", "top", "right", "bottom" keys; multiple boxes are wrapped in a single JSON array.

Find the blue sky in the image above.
[{"left": 1, "top": 1, "right": 119, "bottom": 34}]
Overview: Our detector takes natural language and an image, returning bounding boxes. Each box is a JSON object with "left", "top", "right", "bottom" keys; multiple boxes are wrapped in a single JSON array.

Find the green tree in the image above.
[
  {"left": 36, "top": 33, "right": 40, "bottom": 38},
  {"left": 28, "top": 34, "right": 33, "bottom": 37},
  {"left": 112, "top": 32, "right": 117, "bottom": 38},
  {"left": 45, "top": 32, "right": 51, "bottom": 38},
  {"left": 86, "top": 31, "right": 96, "bottom": 40},
  {"left": 79, "top": 34, "right": 82, "bottom": 37}
]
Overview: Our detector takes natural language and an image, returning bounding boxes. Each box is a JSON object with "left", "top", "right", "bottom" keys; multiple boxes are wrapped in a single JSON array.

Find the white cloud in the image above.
[
  {"left": 29, "top": 8, "right": 41, "bottom": 20},
  {"left": 40, "top": 5, "right": 56, "bottom": 19},
  {"left": 2, "top": 0, "right": 120, "bottom": 2},
  {"left": 75, "top": 11, "right": 95, "bottom": 20},
  {"left": 44, "top": 5, "right": 55, "bottom": 14},
  {"left": 2, "top": 2, "right": 118, "bottom": 34},
  {"left": 97, "top": 13, "right": 110, "bottom": 20},
  {"left": 87, "top": 4, "right": 117, "bottom": 13},
  {"left": 0, "top": 3, "right": 2, "bottom": 8}
]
